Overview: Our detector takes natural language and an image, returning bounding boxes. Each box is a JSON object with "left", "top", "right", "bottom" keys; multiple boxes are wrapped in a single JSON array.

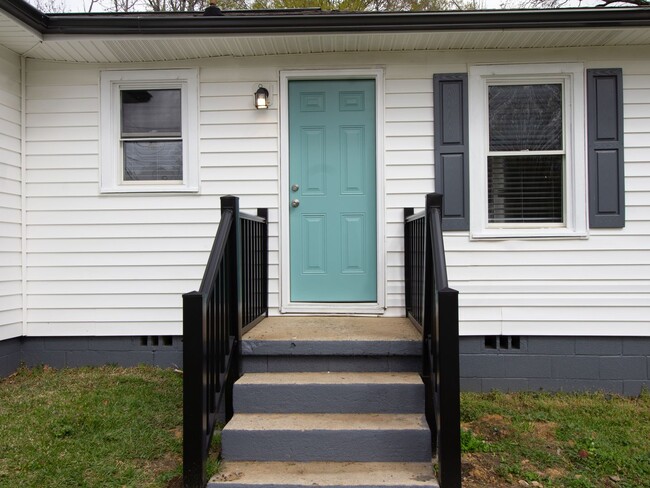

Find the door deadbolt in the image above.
[{"left": 292, "top": 184, "right": 300, "bottom": 192}]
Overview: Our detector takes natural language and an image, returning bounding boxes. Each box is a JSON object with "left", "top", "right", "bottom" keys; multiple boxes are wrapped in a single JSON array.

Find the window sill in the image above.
[
  {"left": 470, "top": 227, "right": 588, "bottom": 240},
  {"left": 100, "top": 185, "right": 199, "bottom": 194}
]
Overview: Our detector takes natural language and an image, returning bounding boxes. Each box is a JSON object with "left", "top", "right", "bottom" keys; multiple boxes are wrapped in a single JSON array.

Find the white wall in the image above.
[
  {"left": 22, "top": 46, "right": 650, "bottom": 337},
  {"left": 0, "top": 45, "right": 22, "bottom": 341}
]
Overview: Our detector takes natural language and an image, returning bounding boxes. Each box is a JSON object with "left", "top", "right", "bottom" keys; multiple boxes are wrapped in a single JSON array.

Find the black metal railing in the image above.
[
  {"left": 183, "top": 195, "right": 268, "bottom": 488},
  {"left": 241, "top": 209, "right": 268, "bottom": 331},
  {"left": 404, "top": 193, "right": 461, "bottom": 488}
]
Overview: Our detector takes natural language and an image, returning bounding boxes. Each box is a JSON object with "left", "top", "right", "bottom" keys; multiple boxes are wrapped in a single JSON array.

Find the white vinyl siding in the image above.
[
  {"left": 0, "top": 45, "right": 22, "bottom": 341},
  {"left": 20, "top": 46, "right": 650, "bottom": 337},
  {"left": 384, "top": 77, "right": 434, "bottom": 311}
]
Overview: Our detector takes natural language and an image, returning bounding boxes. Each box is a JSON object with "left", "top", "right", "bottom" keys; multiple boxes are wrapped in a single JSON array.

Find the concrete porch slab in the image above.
[{"left": 242, "top": 317, "right": 421, "bottom": 356}]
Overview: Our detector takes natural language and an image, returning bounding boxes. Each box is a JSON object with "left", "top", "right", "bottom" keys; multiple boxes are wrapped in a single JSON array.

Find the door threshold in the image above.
[{"left": 280, "top": 303, "right": 385, "bottom": 315}]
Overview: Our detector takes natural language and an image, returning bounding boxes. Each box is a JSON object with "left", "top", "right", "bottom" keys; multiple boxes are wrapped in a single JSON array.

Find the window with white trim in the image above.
[
  {"left": 469, "top": 64, "right": 587, "bottom": 238},
  {"left": 100, "top": 69, "right": 199, "bottom": 193}
]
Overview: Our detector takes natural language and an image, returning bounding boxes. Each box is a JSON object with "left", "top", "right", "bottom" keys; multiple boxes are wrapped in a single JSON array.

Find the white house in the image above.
[{"left": 0, "top": 0, "right": 649, "bottom": 394}]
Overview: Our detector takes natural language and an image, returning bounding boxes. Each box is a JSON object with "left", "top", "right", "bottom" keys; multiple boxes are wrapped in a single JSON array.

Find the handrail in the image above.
[
  {"left": 428, "top": 204, "right": 449, "bottom": 290},
  {"left": 198, "top": 209, "right": 233, "bottom": 296},
  {"left": 404, "top": 193, "right": 461, "bottom": 488},
  {"left": 405, "top": 209, "right": 425, "bottom": 222},
  {"left": 183, "top": 195, "right": 268, "bottom": 488}
]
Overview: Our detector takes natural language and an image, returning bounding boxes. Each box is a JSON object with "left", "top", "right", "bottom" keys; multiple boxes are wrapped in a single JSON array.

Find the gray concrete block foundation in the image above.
[
  {"left": 460, "top": 336, "right": 650, "bottom": 395},
  {"left": 0, "top": 336, "right": 183, "bottom": 377},
  {"left": 0, "top": 338, "right": 21, "bottom": 377}
]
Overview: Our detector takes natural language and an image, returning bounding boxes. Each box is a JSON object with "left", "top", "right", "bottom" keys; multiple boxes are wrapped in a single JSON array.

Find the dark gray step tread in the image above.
[{"left": 209, "top": 461, "right": 439, "bottom": 487}]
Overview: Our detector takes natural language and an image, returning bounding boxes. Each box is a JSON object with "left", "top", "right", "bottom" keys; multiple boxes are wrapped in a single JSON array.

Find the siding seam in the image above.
[{"left": 20, "top": 55, "right": 26, "bottom": 337}]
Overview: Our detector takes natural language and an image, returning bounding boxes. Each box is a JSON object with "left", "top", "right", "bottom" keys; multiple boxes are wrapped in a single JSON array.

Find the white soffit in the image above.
[
  {"left": 0, "top": 10, "right": 42, "bottom": 55},
  {"left": 2, "top": 24, "right": 650, "bottom": 62}
]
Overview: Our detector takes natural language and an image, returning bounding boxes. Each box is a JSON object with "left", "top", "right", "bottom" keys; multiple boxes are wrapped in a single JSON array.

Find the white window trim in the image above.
[
  {"left": 468, "top": 63, "right": 588, "bottom": 239},
  {"left": 100, "top": 69, "right": 199, "bottom": 193}
]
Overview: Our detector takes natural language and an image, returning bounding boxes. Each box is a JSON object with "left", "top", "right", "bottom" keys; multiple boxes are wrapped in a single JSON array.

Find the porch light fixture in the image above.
[{"left": 254, "top": 85, "right": 270, "bottom": 109}]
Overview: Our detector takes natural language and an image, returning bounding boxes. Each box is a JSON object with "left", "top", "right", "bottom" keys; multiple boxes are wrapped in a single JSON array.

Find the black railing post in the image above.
[
  {"left": 423, "top": 194, "right": 437, "bottom": 452},
  {"left": 221, "top": 195, "right": 242, "bottom": 422},
  {"left": 427, "top": 192, "right": 461, "bottom": 488},
  {"left": 437, "top": 288, "right": 461, "bottom": 488},
  {"left": 183, "top": 291, "right": 206, "bottom": 488},
  {"left": 404, "top": 207, "right": 414, "bottom": 318},
  {"left": 258, "top": 208, "right": 269, "bottom": 318}
]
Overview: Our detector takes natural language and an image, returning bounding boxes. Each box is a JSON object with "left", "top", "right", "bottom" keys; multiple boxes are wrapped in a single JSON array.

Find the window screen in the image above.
[{"left": 121, "top": 89, "right": 182, "bottom": 182}]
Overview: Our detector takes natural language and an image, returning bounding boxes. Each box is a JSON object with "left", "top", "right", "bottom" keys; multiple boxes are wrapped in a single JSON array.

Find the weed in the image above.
[{"left": 461, "top": 429, "right": 490, "bottom": 453}]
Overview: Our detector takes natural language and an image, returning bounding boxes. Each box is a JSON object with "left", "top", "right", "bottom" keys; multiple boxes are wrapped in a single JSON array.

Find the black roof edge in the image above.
[
  {"left": 2, "top": 0, "right": 650, "bottom": 36},
  {"left": 1, "top": 0, "right": 49, "bottom": 32}
]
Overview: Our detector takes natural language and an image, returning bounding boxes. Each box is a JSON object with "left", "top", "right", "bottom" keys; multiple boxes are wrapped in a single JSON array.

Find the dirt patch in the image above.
[
  {"left": 462, "top": 453, "right": 513, "bottom": 487},
  {"left": 138, "top": 452, "right": 181, "bottom": 485},
  {"left": 531, "top": 421, "right": 558, "bottom": 443},
  {"left": 462, "top": 416, "right": 570, "bottom": 486},
  {"left": 470, "top": 414, "right": 512, "bottom": 442},
  {"left": 166, "top": 475, "right": 183, "bottom": 488}
]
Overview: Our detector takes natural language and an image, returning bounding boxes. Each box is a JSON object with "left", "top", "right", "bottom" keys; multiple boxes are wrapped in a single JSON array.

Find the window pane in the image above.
[
  {"left": 121, "top": 89, "right": 181, "bottom": 136},
  {"left": 123, "top": 141, "right": 182, "bottom": 181},
  {"left": 489, "top": 84, "right": 562, "bottom": 151},
  {"left": 488, "top": 155, "right": 563, "bottom": 223}
]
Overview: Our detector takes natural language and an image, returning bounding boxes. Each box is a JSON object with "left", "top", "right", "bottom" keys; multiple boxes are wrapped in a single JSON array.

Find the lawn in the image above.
[
  {"left": 0, "top": 365, "right": 184, "bottom": 488},
  {"left": 461, "top": 390, "right": 650, "bottom": 488},
  {"left": 1, "top": 366, "right": 649, "bottom": 488}
]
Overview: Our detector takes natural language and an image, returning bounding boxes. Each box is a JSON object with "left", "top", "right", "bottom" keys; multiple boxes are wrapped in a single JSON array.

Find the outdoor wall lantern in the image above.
[{"left": 254, "top": 85, "right": 270, "bottom": 109}]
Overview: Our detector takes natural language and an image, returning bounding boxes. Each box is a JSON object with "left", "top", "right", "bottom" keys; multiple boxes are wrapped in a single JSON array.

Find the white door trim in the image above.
[{"left": 279, "top": 68, "right": 386, "bottom": 314}]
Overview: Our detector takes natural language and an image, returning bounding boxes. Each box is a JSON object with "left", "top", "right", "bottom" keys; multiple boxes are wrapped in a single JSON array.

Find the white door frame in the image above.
[{"left": 279, "top": 68, "right": 386, "bottom": 314}]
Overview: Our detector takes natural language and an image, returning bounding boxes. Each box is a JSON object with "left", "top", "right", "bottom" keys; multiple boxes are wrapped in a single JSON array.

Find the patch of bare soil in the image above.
[
  {"left": 470, "top": 414, "right": 512, "bottom": 442},
  {"left": 166, "top": 475, "right": 183, "bottom": 488},
  {"left": 462, "top": 453, "right": 513, "bottom": 487},
  {"left": 462, "top": 416, "right": 569, "bottom": 487}
]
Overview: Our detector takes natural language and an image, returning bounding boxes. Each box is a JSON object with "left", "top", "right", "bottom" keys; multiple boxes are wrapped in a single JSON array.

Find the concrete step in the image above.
[
  {"left": 221, "top": 413, "right": 432, "bottom": 462},
  {"left": 209, "top": 461, "right": 439, "bottom": 487},
  {"left": 234, "top": 372, "right": 425, "bottom": 413},
  {"left": 241, "top": 317, "right": 422, "bottom": 373}
]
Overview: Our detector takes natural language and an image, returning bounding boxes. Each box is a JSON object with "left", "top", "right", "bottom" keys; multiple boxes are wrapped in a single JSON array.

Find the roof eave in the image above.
[
  {"left": 2, "top": 0, "right": 650, "bottom": 37},
  {"left": 46, "top": 9, "right": 650, "bottom": 36},
  {"left": 1, "top": 0, "right": 49, "bottom": 32}
]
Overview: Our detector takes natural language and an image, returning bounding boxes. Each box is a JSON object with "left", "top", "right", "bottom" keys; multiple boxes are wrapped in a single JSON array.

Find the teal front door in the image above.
[{"left": 289, "top": 79, "right": 377, "bottom": 302}]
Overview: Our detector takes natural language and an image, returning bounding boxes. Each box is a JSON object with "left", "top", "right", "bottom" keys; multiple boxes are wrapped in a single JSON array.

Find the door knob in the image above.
[
  {"left": 292, "top": 184, "right": 300, "bottom": 192},
  {"left": 291, "top": 199, "right": 300, "bottom": 208}
]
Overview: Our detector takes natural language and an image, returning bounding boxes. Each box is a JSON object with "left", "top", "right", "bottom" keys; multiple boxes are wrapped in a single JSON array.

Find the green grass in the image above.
[
  {"left": 460, "top": 390, "right": 650, "bottom": 487},
  {"left": 0, "top": 365, "right": 184, "bottom": 488},
  {"left": 2, "top": 366, "right": 649, "bottom": 488}
]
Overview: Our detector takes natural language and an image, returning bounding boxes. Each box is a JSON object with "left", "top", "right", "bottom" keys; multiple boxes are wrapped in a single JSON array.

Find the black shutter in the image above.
[
  {"left": 434, "top": 74, "right": 469, "bottom": 231},
  {"left": 587, "top": 69, "right": 625, "bottom": 228}
]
